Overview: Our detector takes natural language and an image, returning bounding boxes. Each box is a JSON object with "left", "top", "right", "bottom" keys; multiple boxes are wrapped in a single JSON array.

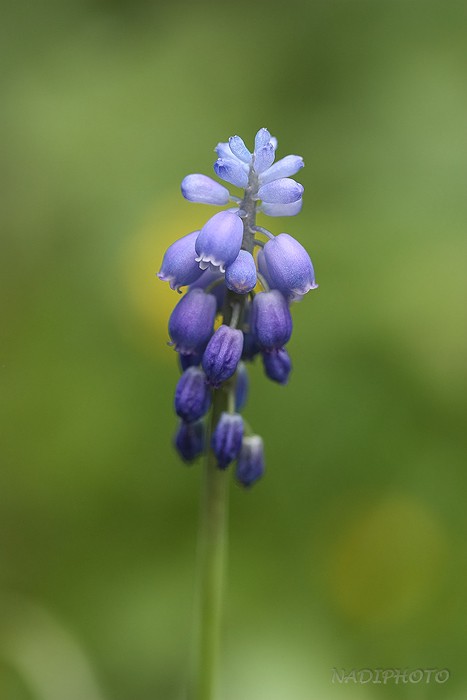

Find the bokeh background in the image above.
[{"left": 1, "top": 0, "right": 466, "bottom": 698}]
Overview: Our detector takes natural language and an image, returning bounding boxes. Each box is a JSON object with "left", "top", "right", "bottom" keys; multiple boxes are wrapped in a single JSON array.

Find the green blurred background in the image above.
[{"left": 1, "top": 0, "right": 466, "bottom": 698}]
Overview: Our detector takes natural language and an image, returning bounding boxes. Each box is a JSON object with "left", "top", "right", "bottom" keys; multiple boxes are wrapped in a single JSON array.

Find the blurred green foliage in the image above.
[{"left": 1, "top": 0, "right": 466, "bottom": 698}]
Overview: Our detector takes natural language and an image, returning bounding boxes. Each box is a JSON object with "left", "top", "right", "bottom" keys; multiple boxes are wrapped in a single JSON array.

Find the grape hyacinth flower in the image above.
[
  {"left": 157, "top": 128, "right": 317, "bottom": 700},
  {"left": 211, "top": 412, "right": 244, "bottom": 469},
  {"left": 168, "top": 287, "right": 217, "bottom": 355},
  {"left": 174, "top": 420, "right": 205, "bottom": 462},
  {"left": 262, "top": 347, "right": 292, "bottom": 385},
  {"left": 236, "top": 435, "right": 265, "bottom": 487},
  {"left": 202, "top": 325, "right": 244, "bottom": 388},
  {"left": 174, "top": 366, "right": 211, "bottom": 423},
  {"left": 250, "top": 289, "right": 293, "bottom": 350}
]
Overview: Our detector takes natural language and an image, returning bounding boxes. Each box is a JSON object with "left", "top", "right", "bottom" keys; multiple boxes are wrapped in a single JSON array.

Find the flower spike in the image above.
[{"left": 159, "top": 128, "right": 317, "bottom": 486}]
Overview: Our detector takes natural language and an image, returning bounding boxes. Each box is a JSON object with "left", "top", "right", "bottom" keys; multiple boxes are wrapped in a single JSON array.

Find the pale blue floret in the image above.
[
  {"left": 215, "top": 141, "right": 249, "bottom": 168},
  {"left": 258, "top": 155, "right": 304, "bottom": 186},
  {"left": 214, "top": 158, "right": 250, "bottom": 188},
  {"left": 195, "top": 211, "right": 243, "bottom": 273},
  {"left": 215, "top": 141, "right": 236, "bottom": 160},
  {"left": 225, "top": 250, "right": 257, "bottom": 294},
  {"left": 257, "top": 178, "right": 304, "bottom": 204},
  {"left": 181, "top": 174, "right": 230, "bottom": 205},
  {"left": 261, "top": 199, "right": 303, "bottom": 217},
  {"left": 253, "top": 143, "right": 276, "bottom": 174},
  {"left": 228, "top": 135, "right": 252, "bottom": 164},
  {"left": 254, "top": 128, "right": 273, "bottom": 151}
]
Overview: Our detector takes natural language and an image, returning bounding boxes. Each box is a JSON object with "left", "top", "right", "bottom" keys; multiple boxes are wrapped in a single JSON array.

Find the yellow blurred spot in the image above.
[
  {"left": 327, "top": 495, "right": 447, "bottom": 625},
  {"left": 119, "top": 194, "right": 216, "bottom": 360}
]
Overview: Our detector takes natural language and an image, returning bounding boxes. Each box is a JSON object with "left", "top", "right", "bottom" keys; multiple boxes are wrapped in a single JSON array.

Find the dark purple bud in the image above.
[
  {"left": 262, "top": 233, "right": 317, "bottom": 298},
  {"left": 168, "top": 288, "right": 217, "bottom": 355},
  {"left": 202, "top": 325, "right": 244, "bottom": 387},
  {"left": 236, "top": 436, "right": 265, "bottom": 487},
  {"left": 251, "top": 290, "right": 292, "bottom": 350},
  {"left": 225, "top": 250, "right": 257, "bottom": 294},
  {"left": 262, "top": 348, "right": 292, "bottom": 384},
  {"left": 174, "top": 367, "right": 211, "bottom": 422},
  {"left": 235, "top": 362, "right": 249, "bottom": 411},
  {"left": 211, "top": 412, "right": 244, "bottom": 469},
  {"left": 157, "top": 230, "right": 204, "bottom": 291},
  {"left": 174, "top": 420, "right": 205, "bottom": 462}
]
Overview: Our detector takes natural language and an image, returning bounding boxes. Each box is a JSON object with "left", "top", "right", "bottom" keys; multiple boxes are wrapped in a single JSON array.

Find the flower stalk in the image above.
[{"left": 191, "top": 386, "right": 230, "bottom": 700}]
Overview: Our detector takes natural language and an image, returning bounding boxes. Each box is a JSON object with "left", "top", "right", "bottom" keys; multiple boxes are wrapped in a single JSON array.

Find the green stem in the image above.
[{"left": 191, "top": 388, "right": 229, "bottom": 700}]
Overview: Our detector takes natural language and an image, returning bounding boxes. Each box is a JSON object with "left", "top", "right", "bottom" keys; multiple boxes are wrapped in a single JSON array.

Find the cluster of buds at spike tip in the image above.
[{"left": 158, "top": 128, "right": 317, "bottom": 487}]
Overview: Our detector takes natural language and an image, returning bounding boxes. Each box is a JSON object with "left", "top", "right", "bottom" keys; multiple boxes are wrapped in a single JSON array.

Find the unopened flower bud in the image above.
[
  {"left": 235, "top": 362, "right": 249, "bottom": 411},
  {"left": 174, "top": 420, "right": 205, "bottom": 462},
  {"left": 211, "top": 412, "right": 244, "bottom": 469},
  {"left": 262, "top": 348, "right": 292, "bottom": 384},
  {"left": 258, "top": 178, "right": 303, "bottom": 204},
  {"left": 181, "top": 174, "right": 230, "bottom": 205},
  {"left": 225, "top": 250, "right": 257, "bottom": 294},
  {"left": 236, "top": 436, "right": 265, "bottom": 487},
  {"left": 251, "top": 290, "right": 292, "bottom": 350},
  {"left": 202, "top": 325, "right": 244, "bottom": 387},
  {"left": 168, "top": 288, "right": 217, "bottom": 355},
  {"left": 174, "top": 367, "right": 211, "bottom": 423}
]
